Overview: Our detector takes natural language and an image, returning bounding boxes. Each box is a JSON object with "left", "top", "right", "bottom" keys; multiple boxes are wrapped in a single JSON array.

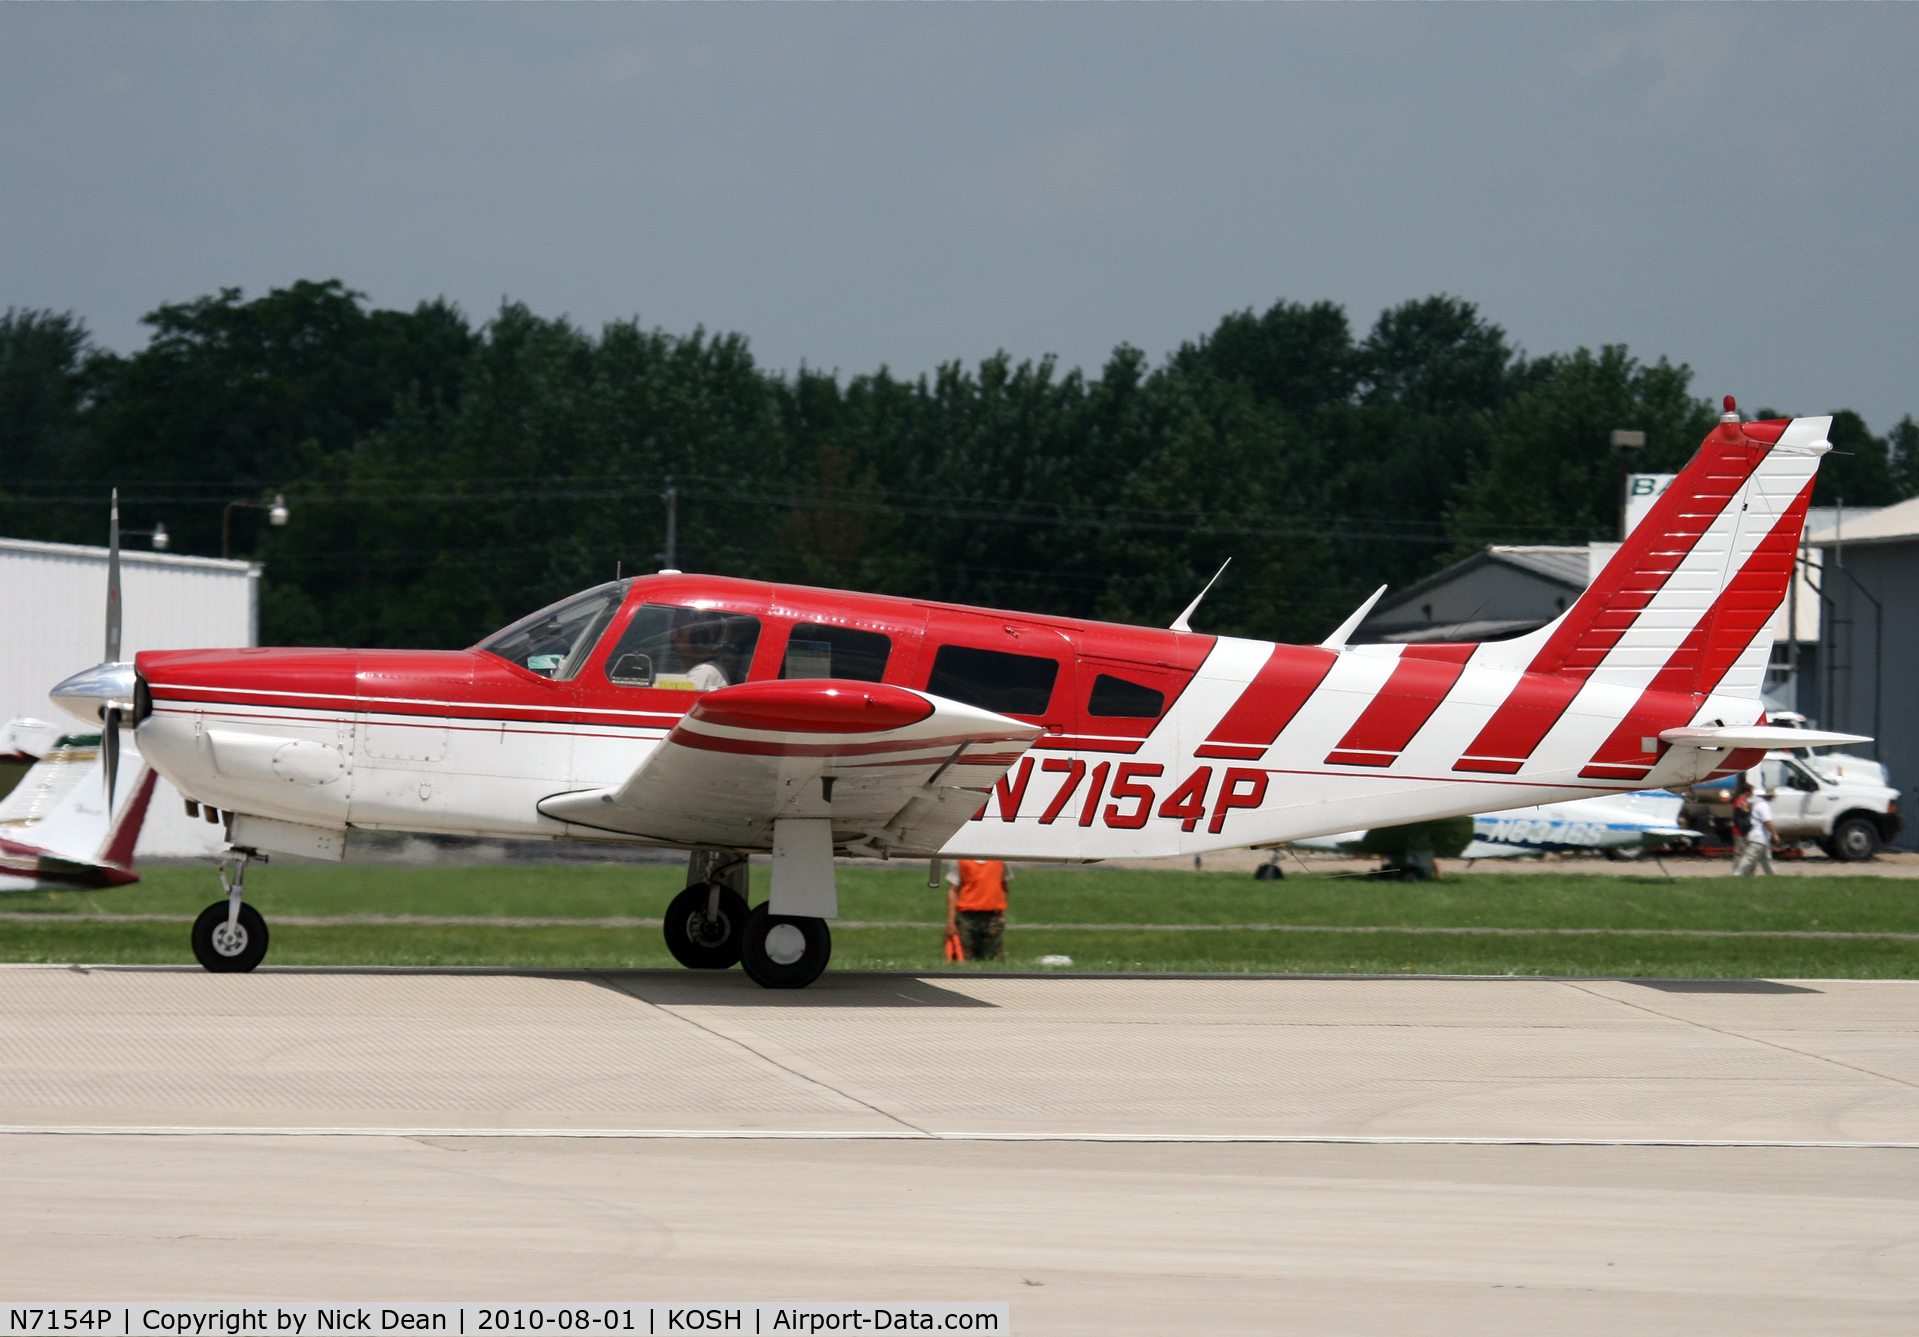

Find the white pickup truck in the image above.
[{"left": 1684, "top": 737, "right": 1901, "bottom": 861}]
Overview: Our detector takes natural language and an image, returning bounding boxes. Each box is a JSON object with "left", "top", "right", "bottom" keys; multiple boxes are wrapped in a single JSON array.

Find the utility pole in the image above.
[
  {"left": 1610, "top": 429, "right": 1646, "bottom": 540},
  {"left": 658, "top": 476, "right": 679, "bottom": 571}
]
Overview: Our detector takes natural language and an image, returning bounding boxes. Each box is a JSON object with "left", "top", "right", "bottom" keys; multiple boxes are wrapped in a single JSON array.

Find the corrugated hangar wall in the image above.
[{"left": 0, "top": 537, "right": 259, "bottom": 860}]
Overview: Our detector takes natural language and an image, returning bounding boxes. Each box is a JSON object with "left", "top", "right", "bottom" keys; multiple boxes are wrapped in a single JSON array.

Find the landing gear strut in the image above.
[
  {"left": 191, "top": 850, "right": 270, "bottom": 972},
  {"left": 665, "top": 833, "right": 837, "bottom": 988}
]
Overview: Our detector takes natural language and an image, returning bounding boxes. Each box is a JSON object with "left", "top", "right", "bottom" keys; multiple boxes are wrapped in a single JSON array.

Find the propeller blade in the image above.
[
  {"left": 106, "top": 487, "right": 123, "bottom": 663},
  {"left": 103, "top": 705, "right": 121, "bottom": 811}
]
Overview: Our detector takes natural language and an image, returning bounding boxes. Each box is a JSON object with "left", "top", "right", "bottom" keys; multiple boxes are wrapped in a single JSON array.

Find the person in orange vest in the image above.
[{"left": 945, "top": 859, "right": 1012, "bottom": 962}]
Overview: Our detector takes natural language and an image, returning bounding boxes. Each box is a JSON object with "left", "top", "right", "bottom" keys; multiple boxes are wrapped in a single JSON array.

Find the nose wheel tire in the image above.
[
  {"left": 663, "top": 882, "right": 751, "bottom": 970},
  {"left": 191, "top": 901, "right": 270, "bottom": 973},
  {"left": 740, "top": 902, "right": 832, "bottom": 989}
]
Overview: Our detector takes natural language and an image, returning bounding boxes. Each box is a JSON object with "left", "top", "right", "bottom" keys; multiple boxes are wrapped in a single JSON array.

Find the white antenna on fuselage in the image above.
[
  {"left": 1318, "top": 584, "right": 1388, "bottom": 652},
  {"left": 1169, "top": 559, "right": 1231, "bottom": 633}
]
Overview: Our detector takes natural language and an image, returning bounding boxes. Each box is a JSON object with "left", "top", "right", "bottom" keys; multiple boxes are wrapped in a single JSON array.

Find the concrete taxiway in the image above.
[{"left": 2, "top": 966, "right": 1916, "bottom": 1332}]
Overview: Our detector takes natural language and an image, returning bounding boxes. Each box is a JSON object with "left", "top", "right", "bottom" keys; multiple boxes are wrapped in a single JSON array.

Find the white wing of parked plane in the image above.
[{"left": 538, "top": 679, "right": 1044, "bottom": 857}]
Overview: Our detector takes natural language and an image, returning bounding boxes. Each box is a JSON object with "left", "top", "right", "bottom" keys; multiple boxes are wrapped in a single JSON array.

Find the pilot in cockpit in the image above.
[{"left": 672, "top": 618, "right": 731, "bottom": 692}]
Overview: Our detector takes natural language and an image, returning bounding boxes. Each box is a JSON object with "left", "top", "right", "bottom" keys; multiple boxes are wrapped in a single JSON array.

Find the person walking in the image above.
[
  {"left": 1732, "top": 778, "right": 1777, "bottom": 876},
  {"left": 946, "top": 859, "right": 1012, "bottom": 962}
]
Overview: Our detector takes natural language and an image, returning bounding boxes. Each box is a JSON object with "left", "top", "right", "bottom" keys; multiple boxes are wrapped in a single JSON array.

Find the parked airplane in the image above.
[
  {"left": 1293, "top": 789, "right": 1698, "bottom": 863},
  {"left": 51, "top": 401, "right": 1868, "bottom": 985},
  {"left": 0, "top": 728, "right": 158, "bottom": 892}
]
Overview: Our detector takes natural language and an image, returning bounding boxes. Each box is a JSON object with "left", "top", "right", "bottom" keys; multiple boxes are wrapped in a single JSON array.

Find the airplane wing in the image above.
[{"left": 538, "top": 680, "right": 1043, "bottom": 856}]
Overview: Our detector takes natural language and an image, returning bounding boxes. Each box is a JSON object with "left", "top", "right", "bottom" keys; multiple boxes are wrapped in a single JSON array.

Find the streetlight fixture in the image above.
[
  {"left": 223, "top": 494, "right": 289, "bottom": 560},
  {"left": 121, "top": 521, "right": 169, "bottom": 552},
  {"left": 1610, "top": 429, "right": 1646, "bottom": 541}
]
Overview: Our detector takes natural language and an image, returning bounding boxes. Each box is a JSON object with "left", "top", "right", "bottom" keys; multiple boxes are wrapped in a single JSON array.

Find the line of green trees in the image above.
[{"left": 4, "top": 280, "right": 1914, "bottom": 649}]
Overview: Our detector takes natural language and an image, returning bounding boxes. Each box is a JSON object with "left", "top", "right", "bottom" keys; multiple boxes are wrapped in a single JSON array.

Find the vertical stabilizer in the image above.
[
  {"left": 1455, "top": 406, "right": 1830, "bottom": 775},
  {"left": 0, "top": 735, "right": 155, "bottom": 876}
]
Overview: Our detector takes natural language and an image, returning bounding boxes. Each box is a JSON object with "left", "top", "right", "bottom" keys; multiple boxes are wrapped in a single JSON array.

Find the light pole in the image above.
[
  {"left": 656, "top": 476, "right": 679, "bottom": 572},
  {"left": 1610, "top": 429, "right": 1646, "bottom": 540},
  {"left": 222, "top": 494, "right": 289, "bottom": 560}
]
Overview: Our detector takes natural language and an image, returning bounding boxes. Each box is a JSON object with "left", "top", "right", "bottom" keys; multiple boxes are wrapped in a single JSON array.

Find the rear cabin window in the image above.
[
  {"left": 602, "top": 604, "right": 762, "bottom": 691},
  {"left": 926, "top": 644, "right": 1059, "bottom": 717},
  {"left": 781, "top": 623, "right": 892, "bottom": 682},
  {"left": 1087, "top": 672, "right": 1166, "bottom": 719}
]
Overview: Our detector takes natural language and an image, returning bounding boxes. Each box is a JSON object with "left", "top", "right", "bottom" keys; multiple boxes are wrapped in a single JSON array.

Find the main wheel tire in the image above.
[
  {"left": 1830, "top": 815, "right": 1881, "bottom": 862},
  {"left": 191, "top": 901, "right": 269, "bottom": 973},
  {"left": 663, "top": 882, "right": 750, "bottom": 970},
  {"left": 739, "top": 902, "right": 832, "bottom": 989}
]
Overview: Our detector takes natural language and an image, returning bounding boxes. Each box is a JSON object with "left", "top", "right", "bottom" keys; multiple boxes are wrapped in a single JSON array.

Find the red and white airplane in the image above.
[{"left": 50, "top": 400, "right": 1867, "bottom": 985}]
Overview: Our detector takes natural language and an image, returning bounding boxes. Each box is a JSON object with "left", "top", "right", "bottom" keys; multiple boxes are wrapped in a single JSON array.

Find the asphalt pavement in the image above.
[{"left": 2, "top": 966, "right": 1915, "bottom": 1333}]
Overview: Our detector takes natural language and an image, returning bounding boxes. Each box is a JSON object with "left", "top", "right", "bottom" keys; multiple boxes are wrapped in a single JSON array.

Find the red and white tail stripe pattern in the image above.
[{"left": 1454, "top": 411, "right": 1828, "bottom": 780}]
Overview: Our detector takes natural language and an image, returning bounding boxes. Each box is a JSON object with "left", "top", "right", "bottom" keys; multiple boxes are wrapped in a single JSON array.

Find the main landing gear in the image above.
[
  {"left": 664, "top": 862, "right": 752, "bottom": 971},
  {"left": 665, "top": 847, "right": 834, "bottom": 989},
  {"left": 192, "top": 850, "right": 270, "bottom": 973},
  {"left": 739, "top": 904, "right": 832, "bottom": 990}
]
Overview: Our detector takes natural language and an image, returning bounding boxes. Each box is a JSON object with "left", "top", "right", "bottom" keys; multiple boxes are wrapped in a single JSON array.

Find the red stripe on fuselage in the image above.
[
  {"left": 1452, "top": 421, "right": 1775, "bottom": 773},
  {"left": 1578, "top": 480, "right": 1815, "bottom": 781},
  {"left": 1323, "top": 644, "right": 1474, "bottom": 767},
  {"left": 1195, "top": 645, "right": 1337, "bottom": 761}
]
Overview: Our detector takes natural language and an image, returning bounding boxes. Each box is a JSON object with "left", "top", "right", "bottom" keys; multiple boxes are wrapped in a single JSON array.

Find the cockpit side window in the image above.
[
  {"left": 603, "top": 604, "right": 763, "bottom": 692},
  {"left": 477, "top": 581, "right": 630, "bottom": 680},
  {"left": 780, "top": 622, "right": 892, "bottom": 682}
]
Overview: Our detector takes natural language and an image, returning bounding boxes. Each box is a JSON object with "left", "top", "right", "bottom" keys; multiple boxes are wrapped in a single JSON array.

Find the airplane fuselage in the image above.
[{"left": 134, "top": 573, "right": 1763, "bottom": 862}]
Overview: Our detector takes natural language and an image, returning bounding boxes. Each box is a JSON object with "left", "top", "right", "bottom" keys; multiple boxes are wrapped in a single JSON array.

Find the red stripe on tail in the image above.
[
  {"left": 1452, "top": 419, "right": 1780, "bottom": 774},
  {"left": 1324, "top": 643, "right": 1475, "bottom": 767},
  {"left": 1579, "top": 478, "right": 1815, "bottom": 781}
]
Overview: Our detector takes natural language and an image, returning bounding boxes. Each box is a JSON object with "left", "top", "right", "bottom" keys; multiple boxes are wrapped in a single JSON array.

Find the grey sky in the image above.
[{"left": 3, "top": 5, "right": 1914, "bottom": 430}]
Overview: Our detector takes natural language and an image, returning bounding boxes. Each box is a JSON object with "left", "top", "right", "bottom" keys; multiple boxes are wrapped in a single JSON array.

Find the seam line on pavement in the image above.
[
  {"left": 1561, "top": 981, "right": 1919, "bottom": 1093},
  {"left": 1, "top": 1125, "right": 1914, "bottom": 1149},
  {"left": 586, "top": 970, "right": 930, "bottom": 1136}
]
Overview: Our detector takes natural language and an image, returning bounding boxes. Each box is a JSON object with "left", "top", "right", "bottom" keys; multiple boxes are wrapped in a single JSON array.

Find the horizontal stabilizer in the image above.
[{"left": 1658, "top": 725, "right": 1871, "bottom": 752}]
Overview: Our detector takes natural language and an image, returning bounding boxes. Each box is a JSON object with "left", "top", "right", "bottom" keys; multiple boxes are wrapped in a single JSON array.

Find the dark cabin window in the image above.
[
  {"left": 1087, "top": 673, "right": 1165, "bottom": 719},
  {"left": 926, "top": 644, "right": 1059, "bottom": 716},
  {"left": 781, "top": 623, "right": 892, "bottom": 682}
]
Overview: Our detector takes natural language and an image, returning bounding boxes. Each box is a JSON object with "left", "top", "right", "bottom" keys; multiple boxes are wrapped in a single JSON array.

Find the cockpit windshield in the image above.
[{"left": 477, "top": 581, "right": 630, "bottom": 679}]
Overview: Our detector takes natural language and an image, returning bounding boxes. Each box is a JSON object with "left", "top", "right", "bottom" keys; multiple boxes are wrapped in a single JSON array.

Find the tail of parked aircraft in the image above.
[
  {"left": 1455, "top": 400, "right": 1835, "bottom": 781},
  {"left": 0, "top": 732, "right": 157, "bottom": 891}
]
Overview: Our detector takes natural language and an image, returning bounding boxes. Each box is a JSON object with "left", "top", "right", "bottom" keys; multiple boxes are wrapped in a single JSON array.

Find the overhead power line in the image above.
[{"left": 1, "top": 472, "right": 1601, "bottom": 546}]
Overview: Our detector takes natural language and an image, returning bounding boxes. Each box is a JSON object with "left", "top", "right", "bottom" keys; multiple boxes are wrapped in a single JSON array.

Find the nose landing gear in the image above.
[{"left": 191, "top": 851, "right": 270, "bottom": 973}]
